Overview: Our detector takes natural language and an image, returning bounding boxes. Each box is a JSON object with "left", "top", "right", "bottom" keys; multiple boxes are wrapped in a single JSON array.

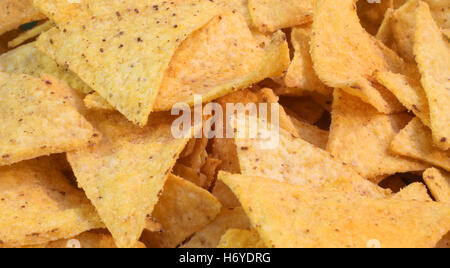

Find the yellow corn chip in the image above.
[
  {"left": 220, "top": 172, "right": 450, "bottom": 248},
  {"left": 284, "top": 25, "right": 332, "bottom": 96},
  {"left": 424, "top": 168, "right": 450, "bottom": 203},
  {"left": 290, "top": 116, "right": 328, "bottom": 150},
  {"left": 181, "top": 207, "right": 251, "bottom": 248},
  {"left": 0, "top": 73, "right": 100, "bottom": 166},
  {"left": 83, "top": 92, "right": 114, "bottom": 110},
  {"left": 311, "top": 0, "right": 402, "bottom": 114},
  {"left": 141, "top": 174, "right": 221, "bottom": 248},
  {"left": 212, "top": 180, "right": 242, "bottom": 209},
  {"left": 25, "top": 231, "right": 145, "bottom": 248},
  {"left": 391, "top": 0, "right": 448, "bottom": 62},
  {"left": 376, "top": 8, "right": 394, "bottom": 47},
  {"left": 374, "top": 67, "right": 431, "bottom": 127},
  {"left": 8, "top": 21, "right": 55, "bottom": 48},
  {"left": 217, "top": 229, "right": 265, "bottom": 248},
  {"left": 0, "top": 0, "right": 45, "bottom": 36},
  {"left": 67, "top": 111, "right": 192, "bottom": 248},
  {"left": 37, "top": 0, "right": 220, "bottom": 126},
  {"left": 0, "top": 157, "right": 103, "bottom": 247},
  {"left": 157, "top": 30, "right": 290, "bottom": 111},
  {"left": 218, "top": 0, "right": 253, "bottom": 28},
  {"left": 201, "top": 157, "right": 222, "bottom": 190},
  {"left": 327, "top": 90, "right": 427, "bottom": 179},
  {"left": 173, "top": 163, "right": 208, "bottom": 188},
  {"left": 357, "top": 0, "right": 394, "bottom": 35},
  {"left": 391, "top": 0, "right": 419, "bottom": 62},
  {"left": 178, "top": 137, "right": 209, "bottom": 171},
  {"left": 234, "top": 117, "right": 388, "bottom": 198},
  {"left": 248, "top": 0, "right": 314, "bottom": 32},
  {"left": 414, "top": 1, "right": 450, "bottom": 150},
  {"left": 443, "top": 28, "right": 450, "bottom": 40},
  {"left": 0, "top": 42, "right": 92, "bottom": 94},
  {"left": 391, "top": 117, "right": 450, "bottom": 172},
  {"left": 153, "top": 11, "right": 265, "bottom": 111},
  {"left": 392, "top": 182, "right": 432, "bottom": 202}
]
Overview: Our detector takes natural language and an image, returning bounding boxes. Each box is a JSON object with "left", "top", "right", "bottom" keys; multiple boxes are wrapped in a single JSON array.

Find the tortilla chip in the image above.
[
  {"left": 153, "top": 11, "right": 265, "bottom": 111},
  {"left": 159, "top": 30, "right": 289, "bottom": 111},
  {"left": 443, "top": 28, "right": 450, "bottom": 40},
  {"left": 217, "top": 229, "right": 265, "bottom": 248},
  {"left": 390, "top": 117, "right": 450, "bottom": 172},
  {"left": 178, "top": 137, "right": 209, "bottom": 171},
  {"left": 357, "top": 0, "right": 394, "bottom": 35},
  {"left": 141, "top": 174, "right": 221, "bottom": 248},
  {"left": 374, "top": 67, "right": 431, "bottom": 127},
  {"left": 423, "top": 168, "right": 450, "bottom": 203},
  {"left": 248, "top": 0, "right": 314, "bottom": 32},
  {"left": 392, "top": 182, "right": 432, "bottom": 202},
  {"left": 220, "top": 172, "right": 450, "bottom": 248},
  {"left": 259, "top": 78, "right": 307, "bottom": 97},
  {"left": 0, "top": 73, "right": 100, "bottom": 166},
  {"left": 311, "top": 0, "right": 402, "bottom": 114},
  {"left": 218, "top": 0, "right": 253, "bottom": 28},
  {"left": 211, "top": 138, "right": 241, "bottom": 174},
  {"left": 0, "top": 0, "right": 45, "bottom": 36},
  {"left": 376, "top": 8, "right": 395, "bottom": 47},
  {"left": 181, "top": 207, "right": 251, "bottom": 248},
  {"left": 37, "top": 1, "right": 220, "bottom": 126},
  {"left": 284, "top": 25, "right": 332, "bottom": 96},
  {"left": 173, "top": 163, "right": 208, "bottom": 188},
  {"left": 201, "top": 157, "right": 222, "bottom": 190},
  {"left": 234, "top": 117, "right": 388, "bottom": 198},
  {"left": 414, "top": 1, "right": 450, "bottom": 150},
  {"left": 391, "top": 0, "right": 419, "bottom": 62},
  {"left": 8, "top": 20, "right": 55, "bottom": 48},
  {"left": 327, "top": 90, "right": 427, "bottom": 179},
  {"left": 290, "top": 116, "right": 328, "bottom": 150},
  {"left": 0, "top": 157, "right": 103, "bottom": 247},
  {"left": 25, "top": 231, "right": 145, "bottom": 248},
  {"left": 212, "top": 181, "right": 242, "bottom": 209},
  {"left": 67, "top": 111, "right": 191, "bottom": 248},
  {"left": 0, "top": 42, "right": 92, "bottom": 94}
]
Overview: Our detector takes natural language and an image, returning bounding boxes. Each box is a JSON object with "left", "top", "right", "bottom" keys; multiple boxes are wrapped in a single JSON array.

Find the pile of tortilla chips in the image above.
[{"left": 0, "top": 0, "right": 449, "bottom": 248}]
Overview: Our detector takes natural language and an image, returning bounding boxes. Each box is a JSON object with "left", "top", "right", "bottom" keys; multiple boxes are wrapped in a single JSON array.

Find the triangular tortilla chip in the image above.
[
  {"left": 141, "top": 174, "right": 221, "bottom": 248},
  {"left": 181, "top": 207, "right": 251, "bottom": 248},
  {"left": 391, "top": 0, "right": 420, "bottom": 62},
  {"left": 25, "top": 231, "right": 145, "bottom": 248},
  {"left": 0, "top": 73, "right": 100, "bottom": 166},
  {"left": 327, "top": 90, "right": 427, "bottom": 179},
  {"left": 290, "top": 116, "right": 329, "bottom": 150},
  {"left": 392, "top": 182, "right": 432, "bottom": 202},
  {"left": 153, "top": 11, "right": 265, "bottom": 111},
  {"left": 234, "top": 116, "right": 388, "bottom": 198},
  {"left": 0, "top": 42, "right": 92, "bottom": 94},
  {"left": 374, "top": 66, "right": 431, "bottom": 127},
  {"left": 390, "top": 117, "right": 450, "bottom": 172},
  {"left": 284, "top": 25, "right": 332, "bottom": 96},
  {"left": 37, "top": 0, "right": 220, "bottom": 126},
  {"left": 414, "top": 1, "right": 450, "bottom": 150},
  {"left": 311, "top": 0, "right": 403, "bottom": 114},
  {"left": 218, "top": 229, "right": 266, "bottom": 248},
  {"left": 424, "top": 168, "right": 450, "bottom": 203},
  {"left": 67, "top": 111, "right": 192, "bottom": 248},
  {"left": 0, "top": 157, "right": 103, "bottom": 247},
  {"left": 0, "top": 0, "right": 45, "bottom": 35},
  {"left": 220, "top": 172, "right": 450, "bottom": 248},
  {"left": 248, "top": 0, "right": 314, "bottom": 32}
]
